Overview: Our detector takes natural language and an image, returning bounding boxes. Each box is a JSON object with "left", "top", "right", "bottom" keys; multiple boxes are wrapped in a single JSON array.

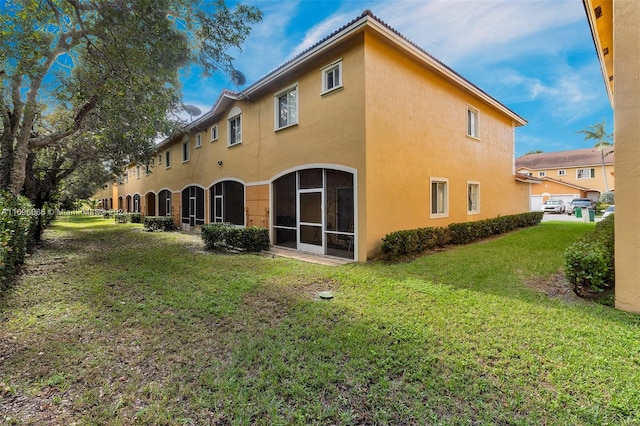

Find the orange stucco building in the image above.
[
  {"left": 516, "top": 148, "right": 614, "bottom": 209},
  {"left": 584, "top": 0, "right": 640, "bottom": 313},
  {"left": 96, "top": 11, "right": 531, "bottom": 261}
]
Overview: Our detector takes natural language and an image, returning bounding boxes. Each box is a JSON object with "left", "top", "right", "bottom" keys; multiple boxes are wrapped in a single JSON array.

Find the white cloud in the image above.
[{"left": 291, "top": 13, "right": 352, "bottom": 56}]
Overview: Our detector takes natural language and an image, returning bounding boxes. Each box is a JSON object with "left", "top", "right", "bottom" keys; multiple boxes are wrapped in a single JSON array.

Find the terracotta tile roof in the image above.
[{"left": 515, "top": 147, "right": 614, "bottom": 170}]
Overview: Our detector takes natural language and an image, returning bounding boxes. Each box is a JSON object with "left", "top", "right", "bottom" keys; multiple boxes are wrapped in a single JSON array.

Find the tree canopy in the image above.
[
  {"left": 0, "top": 0, "right": 262, "bottom": 200},
  {"left": 578, "top": 120, "right": 613, "bottom": 192}
]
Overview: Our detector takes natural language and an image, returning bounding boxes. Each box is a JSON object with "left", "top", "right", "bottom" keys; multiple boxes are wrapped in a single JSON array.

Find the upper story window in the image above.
[
  {"left": 430, "top": 178, "right": 449, "bottom": 218},
  {"left": 195, "top": 133, "right": 202, "bottom": 148},
  {"left": 467, "top": 106, "right": 479, "bottom": 139},
  {"left": 558, "top": 169, "right": 566, "bottom": 176},
  {"left": 539, "top": 171, "right": 546, "bottom": 177},
  {"left": 210, "top": 124, "right": 218, "bottom": 142},
  {"left": 321, "top": 60, "right": 342, "bottom": 94},
  {"left": 182, "top": 140, "right": 190, "bottom": 162},
  {"left": 165, "top": 149, "right": 171, "bottom": 168},
  {"left": 228, "top": 106, "right": 242, "bottom": 147},
  {"left": 275, "top": 84, "right": 298, "bottom": 130},
  {"left": 136, "top": 165, "right": 141, "bottom": 179},
  {"left": 577, "top": 168, "right": 595, "bottom": 179},
  {"left": 158, "top": 153, "right": 162, "bottom": 165}
]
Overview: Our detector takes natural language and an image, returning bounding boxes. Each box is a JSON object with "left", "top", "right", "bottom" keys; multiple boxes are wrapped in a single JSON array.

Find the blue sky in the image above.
[{"left": 180, "top": 0, "right": 613, "bottom": 157}]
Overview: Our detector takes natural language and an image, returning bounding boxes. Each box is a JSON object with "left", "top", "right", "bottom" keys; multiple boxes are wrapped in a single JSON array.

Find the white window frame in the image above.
[
  {"left": 227, "top": 106, "right": 242, "bottom": 147},
  {"left": 467, "top": 181, "right": 480, "bottom": 215},
  {"left": 182, "top": 140, "right": 190, "bottom": 162},
  {"left": 136, "top": 165, "right": 141, "bottom": 179},
  {"left": 158, "top": 154, "right": 162, "bottom": 165},
  {"left": 576, "top": 168, "right": 595, "bottom": 179},
  {"left": 430, "top": 177, "right": 449, "bottom": 218},
  {"left": 274, "top": 83, "right": 298, "bottom": 131},
  {"left": 466, "top": 105, "right": 479, "bottom": 139},
  {"left": 558, "top": 169, "right": 566, "bottom": 176},
  {"left": 195, "top": 133, "right": 202, "bottom": 148},
  {"left": 210, "top": 124, "right": 218, "bottom": 142},
  {"left": 321, "top": 60, "right": 343, "bottom": 94},
  {"left": 165, "top": 150, "right": 171, "bottom": 168},
  {"left": 539, "top": 171, "right": 546, "bottom": 177}
]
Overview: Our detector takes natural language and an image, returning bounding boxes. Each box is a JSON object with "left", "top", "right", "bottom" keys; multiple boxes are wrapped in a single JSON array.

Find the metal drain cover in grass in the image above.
[{"left": 318, "top": 291, "right": 334, "bottom": 300}]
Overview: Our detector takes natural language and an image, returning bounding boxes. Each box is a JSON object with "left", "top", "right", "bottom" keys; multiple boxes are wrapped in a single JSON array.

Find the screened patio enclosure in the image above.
[{"left": 273, "top": 168, "right": 355, "bottom": 259}]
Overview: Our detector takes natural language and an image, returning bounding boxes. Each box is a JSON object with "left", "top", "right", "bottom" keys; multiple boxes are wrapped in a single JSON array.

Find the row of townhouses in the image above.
[{"left": 96, "top": 10, "right": 534, "bottom": 262}]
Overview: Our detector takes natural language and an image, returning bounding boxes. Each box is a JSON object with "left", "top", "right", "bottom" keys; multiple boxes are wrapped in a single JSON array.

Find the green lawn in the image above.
[{"left": 2, "top": 216, "right": 639, "bottom": 425}]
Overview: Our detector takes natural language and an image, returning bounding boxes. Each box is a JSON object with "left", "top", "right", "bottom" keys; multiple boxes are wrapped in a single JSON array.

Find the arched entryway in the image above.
[
  {"left": 158, "top": 190, "right": 172, "bottom": 217},
  {"left": 209, "top": 180, "right": 245, "bottom": 225},
  {"left": 146, "top": 192, "right": 156, "bottom": 216},
  {"left": 272, "top": 167, "right": 355, "bottom": 259},
  {"left": 181, "top": 186, "right": 205, "bottom": 226}
]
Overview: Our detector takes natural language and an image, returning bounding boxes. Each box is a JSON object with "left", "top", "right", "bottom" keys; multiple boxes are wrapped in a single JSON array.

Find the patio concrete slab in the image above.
[{"left": 266, "top": 247, "right": 353, "bottom": 266}]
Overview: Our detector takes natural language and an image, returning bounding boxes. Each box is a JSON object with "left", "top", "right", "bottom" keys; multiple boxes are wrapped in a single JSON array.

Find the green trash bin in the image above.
[
  {"left": 588, "top": 208, "right": 595, "bottom": 222},
  {"left": 575, "top": 207, "right": 582, "bottom": 218}
]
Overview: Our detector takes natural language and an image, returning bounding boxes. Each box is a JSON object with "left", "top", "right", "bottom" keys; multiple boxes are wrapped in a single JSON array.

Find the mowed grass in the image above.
[{"left": 2, "top": 216, "right": 640, "bottom": 425}]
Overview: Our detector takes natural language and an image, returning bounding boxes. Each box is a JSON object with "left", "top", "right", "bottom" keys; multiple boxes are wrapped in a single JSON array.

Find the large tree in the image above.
[
  {"left": 578, "top": 120, "right": 613, "bottom": 193},
  {"left": 0, "top": 0, "right": 262, "bottom": 197}
]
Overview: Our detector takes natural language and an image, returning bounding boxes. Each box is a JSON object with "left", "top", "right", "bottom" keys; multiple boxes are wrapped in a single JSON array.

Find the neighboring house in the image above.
[
  {"left": 583, "top": 0, "right": 640, "bottom": 313},
  {"left": 96, "top": 10, "right": 532, "bottom": 262},
  {"left": 515, "top": 148, "right": 614, "bottom": 210}
]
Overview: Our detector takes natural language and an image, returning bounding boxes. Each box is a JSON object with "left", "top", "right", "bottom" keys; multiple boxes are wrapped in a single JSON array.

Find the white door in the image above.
[{"left": 298, "top": 189, "right": 324, "bottom": 254}]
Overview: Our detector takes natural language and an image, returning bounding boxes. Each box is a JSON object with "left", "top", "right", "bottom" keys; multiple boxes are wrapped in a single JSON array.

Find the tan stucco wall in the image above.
[
  {"left": 108, "top": 28, "right": 528, "bottom": 262},
  {"left": 613, "top": 0, "right": 640, "bottom": 313},
  {"left": 362, "top": 30, "right": 529, "bottom": 257}
]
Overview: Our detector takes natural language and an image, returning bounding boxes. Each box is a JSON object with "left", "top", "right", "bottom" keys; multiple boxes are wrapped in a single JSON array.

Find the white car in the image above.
[
  {"left": 602, "top": 205, "right": 615, "bottom": 218},
  {"left": 541, "top": 199, "right": 566, "bottom": 213}
]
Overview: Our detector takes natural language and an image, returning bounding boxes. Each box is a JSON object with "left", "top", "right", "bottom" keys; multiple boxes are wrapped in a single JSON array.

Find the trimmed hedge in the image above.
[
  {"left": 201, "top": 223, "right": 270, "bottom": 252},
  {"left": 381, "top": 212, "right": 543, "bottom": 257},
  {"left": 114, "top": 213, "right": 142, "bottom": 224},
  {"left": 1, "top": 191, "right": 37, "bottom": 287},
  {"left": 144, "top": 216, "right": 178, "bottom": 232},
  {"left": 565, "top": 215, "right": 615, "bottom": 294}
]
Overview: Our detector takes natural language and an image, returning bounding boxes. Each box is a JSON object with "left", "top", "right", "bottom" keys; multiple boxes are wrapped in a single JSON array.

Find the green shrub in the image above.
[
  {"left": 564, "top": 215, "right": 615, "bottom": 294},
  {"left": 381, "top": 212, "right": 543, "bottom": 257},
  {"left": 130, "top": 213, "right": 142, "bottom": 223},
  {"left": 201, "top": 223, "right": 270, "bottom": 252},
  {"left": 114, "top": 213, "right": 130, "bottom": 223},
  {"left": 143, "top": 216, "right": 178, "bottom": 232},
  {"left": 0, "top": 191, "right": 37, "bottom": 287}
]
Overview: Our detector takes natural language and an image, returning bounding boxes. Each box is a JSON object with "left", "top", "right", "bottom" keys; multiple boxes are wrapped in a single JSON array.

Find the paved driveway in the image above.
[{"left": 541, "top": 212, "right": 601, "bottom": 223}]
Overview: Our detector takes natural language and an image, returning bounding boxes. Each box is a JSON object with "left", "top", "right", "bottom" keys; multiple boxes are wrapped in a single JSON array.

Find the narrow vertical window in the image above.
[
  {"left": 165, "top": 150, "right": 171, "bottom": 168},
  {"left": 229, "top": 115, "right": 242, "bottom": 146},
  {"left": 182, "top": 140, "right": 190, "bottom": 162},
  {"left": 274, "top": 85, "right": 298, "bottom": 130},
  {"left": 195, "top": 133, "right": 202, "bottom": 148},
  {"left": 467, "top": 182, "right": 480, "bottom": 214},
  {"left": 467, "top": 106, "right": 479, "bottom": 139},
  {"left": 430, "top": 178, "right": 448, "bottom": 217},
  {"left": 210, "top": 124, "right": 218, "bottom": 141}
]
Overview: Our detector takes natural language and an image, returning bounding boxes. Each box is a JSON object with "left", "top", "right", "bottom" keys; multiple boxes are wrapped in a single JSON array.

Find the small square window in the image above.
[
  {"left": 467, "top": 106, "right": 479, "bottom": 139},
  {"left": 539, "top": 171, "right": 546, "bottom": 177},
  {"left": 322, "top": 60, "right": 342, "bottom": 94},
  {"left": 210, "top": 124, "right": 219, "bottom": 142},
  {"left": 195, "top": 133, "right": 202, "bottom": 148},
  {"left": 558, "top": 170, "right": 566, "bottom": 176}
]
